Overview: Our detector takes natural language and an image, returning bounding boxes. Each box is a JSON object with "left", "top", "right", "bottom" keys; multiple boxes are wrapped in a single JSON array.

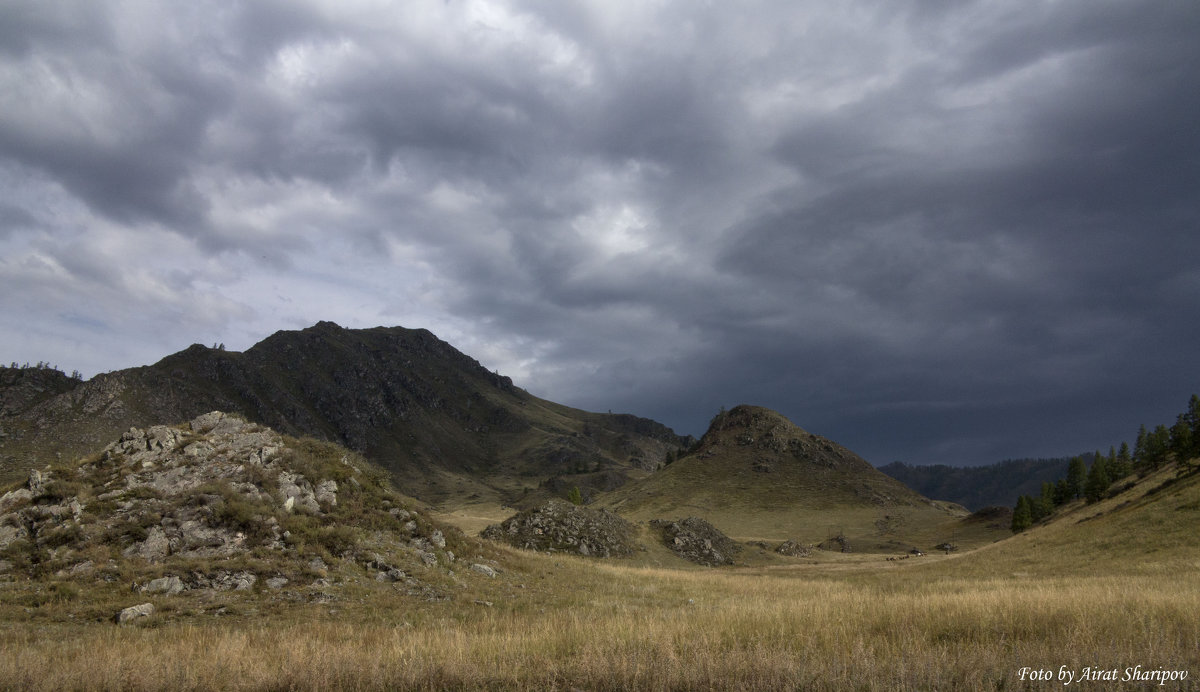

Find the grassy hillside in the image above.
[{"left": 597, "top": 406, "right": 1004, "bottom": 551}]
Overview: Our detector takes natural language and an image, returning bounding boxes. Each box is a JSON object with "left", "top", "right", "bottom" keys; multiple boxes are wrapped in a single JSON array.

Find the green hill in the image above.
[{"left": 598, "top": 405, "right": 1003, "bottom": 551}]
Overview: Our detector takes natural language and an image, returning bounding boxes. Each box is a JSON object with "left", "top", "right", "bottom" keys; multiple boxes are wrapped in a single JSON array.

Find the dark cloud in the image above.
[{"left": 2, "top": 0, "right": 1198, "bottom": 466}]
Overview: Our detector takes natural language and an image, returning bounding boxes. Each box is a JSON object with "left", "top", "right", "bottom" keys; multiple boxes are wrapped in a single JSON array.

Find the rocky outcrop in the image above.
[
  {"left": 818, "top": 535, "right": 852, "bottom": 553},
  {"left": 650, "top": 517, "right": 741, "bottom": 566},
  {"left": 481, "top": 499, "right": 636, "bottom": 557},
  {"left": 0, "top": 412, "right": 455, "bottom": 592},
  {"left": 775, "top": 540, "right": 813, "bottom": 557}
]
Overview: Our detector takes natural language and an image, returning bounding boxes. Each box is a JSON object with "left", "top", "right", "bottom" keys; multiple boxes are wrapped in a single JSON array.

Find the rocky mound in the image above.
[
  {"left": 775, "top": 539, "right": 813, "bottom": 557},
  {"left": 650, "top": 517, "right": 742, "bottom": 566},
  {"left": 818, "top": 535, "right": 852, "bottom": 553},
  {"left": 0, "top": 412, "right": 462, "bottom": 592},
  {"left": 480, "top": 499, "right": 636, "bottom": 557}
]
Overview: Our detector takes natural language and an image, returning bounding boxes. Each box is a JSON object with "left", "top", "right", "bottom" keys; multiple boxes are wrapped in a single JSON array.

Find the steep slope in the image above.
[
  {"left": 933, "top": 460, "right": 1200, "bottom": 578},
  {"left": 599, "top": 405, "right": 997, "bottom": 551},
  {"left": 879, "top": 458, "right": 1073, "bottom": 510},
  {"left": 0, "top": 322, "right": 689, "bottom": 505}
]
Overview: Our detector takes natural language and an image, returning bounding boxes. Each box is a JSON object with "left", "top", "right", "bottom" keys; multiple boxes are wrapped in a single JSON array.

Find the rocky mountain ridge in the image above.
[{"left": 0, "top": 322, "right": 690, "bottom": 506}]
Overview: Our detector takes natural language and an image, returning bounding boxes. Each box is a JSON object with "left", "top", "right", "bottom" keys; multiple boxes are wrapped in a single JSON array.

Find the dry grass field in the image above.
[{"left": 2, "top": 465, "right": 1197, "bottom": 690}]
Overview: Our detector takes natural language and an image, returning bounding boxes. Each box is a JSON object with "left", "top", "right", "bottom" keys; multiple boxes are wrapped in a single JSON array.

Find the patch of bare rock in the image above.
[{"left": 480, "top": 499, "right": 636, "bottom": 557}]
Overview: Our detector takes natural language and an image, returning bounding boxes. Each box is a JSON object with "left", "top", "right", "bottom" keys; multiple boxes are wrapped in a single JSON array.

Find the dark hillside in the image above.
[
  {"left": 0, "top": 322, "right": 688, "bottom": 504},
  {"left": 878, "top": 458, "right": 1072, "bottom": 511}
]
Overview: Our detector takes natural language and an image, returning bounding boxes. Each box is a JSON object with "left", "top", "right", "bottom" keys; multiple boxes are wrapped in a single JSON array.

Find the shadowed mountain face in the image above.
[
  {"left": 598, "top": 405, "right": 991, "bottom": 551},
  {"left": 0, "top": 322, "right": 688, "bottom": 504}
]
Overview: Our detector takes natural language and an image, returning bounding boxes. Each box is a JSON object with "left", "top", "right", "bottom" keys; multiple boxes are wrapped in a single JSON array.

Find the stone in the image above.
[
  {"left": 116, "top": 603, "right": 154, "bottom": 624},
  {"left": 189, "top": 411, "right": 226, "bottom": 434},
  {"left": 124, "top": 526, "right": 170, "bottom": 561},
  {"left": 315, "top": 479, "right": 338, "bottom": 507},
  {"left": 266, "top": 576, "right": 289, "bottom": 589},
  {"left": 470, "top": 563, "right": 497, "bottom": 578},
  {"left": 27, "top": 469, "right": 46, "bottom": 495},
  {"left": 142, "top": 575, "right": 184, "bottom": 595},
  {"left": 430, "top": 529, "right": 446, "bottom": 549},
  {"left": 0, "top": 488, "right": 32, "bottom": 512},
  {"left": 278, "top": 472, "right": 320, "bottom": 513}
]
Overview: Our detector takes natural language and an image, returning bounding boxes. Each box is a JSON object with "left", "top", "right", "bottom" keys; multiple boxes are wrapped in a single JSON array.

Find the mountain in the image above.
[
  {"left": 878, "top": 458, "right": 1073, "bottom": 511},
  {"left": 0, "top": 322, "right": 690, "bottom": 506},
  {"left": 597, "top": 405, "right": 1002, "bottom": 551}
]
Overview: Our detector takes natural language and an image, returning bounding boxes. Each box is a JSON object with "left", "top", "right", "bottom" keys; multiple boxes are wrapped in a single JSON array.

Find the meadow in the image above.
[{"left": 2, "top": 466, "right": 1197, "bottom": 690}]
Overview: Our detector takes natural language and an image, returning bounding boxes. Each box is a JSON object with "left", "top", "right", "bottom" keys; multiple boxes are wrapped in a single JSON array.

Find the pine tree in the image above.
[
  {"left": 1012, "top": 495, "right": 1033, "bottom": 533},
  {"left": 1187, "top": 394, "right": 1200, "bottom": 458},
  {"left": 1066, "top": 457, "right": 1087, "bottom": 499},
  {"left": 1170, "top": 415, "right": 1193, "bottom": 461},
  {"left": 1084, "top": 456, "right": 1111, "bottom": 503},
  {"left": 1034, "top": 482, "right": 1055, "bottom": 521},
  {"left": 1112, "top": 441, "right": 1133, "bottom": 479},
  {"left": 1147, "top": 425, "right": 1171, "bottom": 469},
  {"left": 566, "top": 486, "right": 584, "bottom": 506},
  {"left": 1053, "top": 478, "right": 1071, "bottom": 506},
  {"left": 1134, "top": 424, "right": 1149, "bottom": 469}
]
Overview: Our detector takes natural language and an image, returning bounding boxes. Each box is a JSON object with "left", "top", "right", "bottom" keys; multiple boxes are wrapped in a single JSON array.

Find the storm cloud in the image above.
[{"left": 2, "top": 0, "right": 1198, "bottom": 465}]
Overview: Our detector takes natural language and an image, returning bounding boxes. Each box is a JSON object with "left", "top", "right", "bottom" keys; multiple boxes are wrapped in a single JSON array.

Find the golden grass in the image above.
[
  {"left": 2, "top": 558, "right": 1197, "bottom": 691},
  {"left": 3, "top": 466, "right": 1197, "bottom": 690}
]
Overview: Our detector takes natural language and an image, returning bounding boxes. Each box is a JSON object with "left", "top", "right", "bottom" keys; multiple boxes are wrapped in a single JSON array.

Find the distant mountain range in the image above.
[{"left": 877, "top": 458, "right": 1073, "bottom": 510}]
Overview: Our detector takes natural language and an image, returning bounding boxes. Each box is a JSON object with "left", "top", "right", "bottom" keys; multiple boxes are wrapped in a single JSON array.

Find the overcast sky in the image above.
[{"left": 2, "top": 0, "right": 1198, "bottom": 466}]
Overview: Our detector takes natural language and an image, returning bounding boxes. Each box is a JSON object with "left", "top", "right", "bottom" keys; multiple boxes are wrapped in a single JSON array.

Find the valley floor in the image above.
[
  {"left": 2, "top": 549, "right": 1197, "bottom": 691},
  {"left": 4, "top": 464, "right": 1199, "bottom": 691}
]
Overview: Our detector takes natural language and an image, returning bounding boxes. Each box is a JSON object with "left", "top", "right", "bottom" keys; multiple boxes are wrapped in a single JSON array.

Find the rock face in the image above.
[
  {"left": 650, "top": 517, "right": 741, "bottom": 566},
  {"left": 480, "top": 499, "right": 637, "bottom": 558}
]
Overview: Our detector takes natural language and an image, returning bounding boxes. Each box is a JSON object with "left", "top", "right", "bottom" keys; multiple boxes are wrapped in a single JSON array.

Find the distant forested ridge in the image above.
[{"left": 878, "top": 458, "right": 1072, "bottom": 511}]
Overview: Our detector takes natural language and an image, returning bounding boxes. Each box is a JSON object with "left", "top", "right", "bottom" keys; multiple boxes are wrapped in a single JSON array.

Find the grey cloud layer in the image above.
[{"left": 2, "top": 0, "right": 1198, "bottom": 465}]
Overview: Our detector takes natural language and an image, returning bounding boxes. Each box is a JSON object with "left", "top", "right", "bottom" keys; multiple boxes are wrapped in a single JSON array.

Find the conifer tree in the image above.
[
  {"left": 1053, "top": 478, "right": 1071, "bottom": 506},
  {"left": 1134, "top": 424, "right": 1149, "bottom": 468},
  {"left": 1011, "top": 495, "right": 1033, "bottom": 533},
  {"left": 1034, "top": 482, "right": 1055, "bottom": 521},
  {"left": 1112, "top": 441, "right": 1133, "bottom": 479},
  {"left": 1187, "top": 394, "right": 1200, "bottom": 458},
  {"left": 1084, "top": 456, "right": 1111, "bottom": 503},
  {"left": 1066, "top": 457, "right": 1087, "bottom": 499},
  {"left": 1170, "top": 415, "right": 1193, "bottom": 461}
]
